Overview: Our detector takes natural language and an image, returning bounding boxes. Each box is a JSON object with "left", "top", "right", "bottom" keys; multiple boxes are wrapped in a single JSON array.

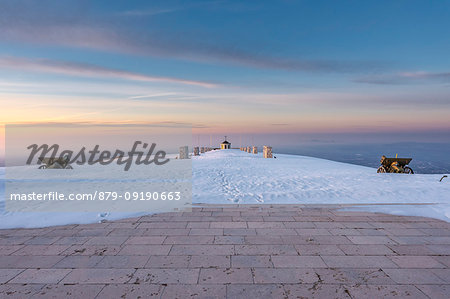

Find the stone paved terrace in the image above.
[{"left": 0, "top": 204, "right": 449, "bottom": 298}]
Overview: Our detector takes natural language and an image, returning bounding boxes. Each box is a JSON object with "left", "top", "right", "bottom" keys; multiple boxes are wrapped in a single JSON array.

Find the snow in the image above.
[{"left": 1, "top": 149, "right": 449, "bottom": 228}]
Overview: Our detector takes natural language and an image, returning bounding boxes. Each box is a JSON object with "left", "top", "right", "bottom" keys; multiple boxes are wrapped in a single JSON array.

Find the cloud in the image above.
[
  {"left": 354, "top": 71, "right": 450, "bottom": 85},
  {"left": 120, "top": 8, "right": 181, "bottom": 17},
  {"left": 0, "top": 2, "right": 383, "bottom": 73},
  {"left": 128, "top": 93, "right": 203, "bottom": 102},
  {"left": 0, "top": 56, "right": 217, "bottom": 88}
]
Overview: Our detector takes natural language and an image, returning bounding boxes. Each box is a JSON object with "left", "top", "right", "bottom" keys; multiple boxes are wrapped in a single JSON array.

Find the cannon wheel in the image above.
[
  {"left": 377, "top": 166, "right": 387, "bottom": 173},
  {"left": 404, "top": 166, "right": 414, "bottom": 174},
  {"left": 38, "top": 165, "right": 47, "bottom": 169},
  {"left": 65, "top": 165, "right": 73, "bottom": 169}
]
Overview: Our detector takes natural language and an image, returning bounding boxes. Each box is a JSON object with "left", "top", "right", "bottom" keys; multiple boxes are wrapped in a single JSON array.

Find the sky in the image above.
[{"left": 0, "top": 0, "right": 450, "bottom": 147}]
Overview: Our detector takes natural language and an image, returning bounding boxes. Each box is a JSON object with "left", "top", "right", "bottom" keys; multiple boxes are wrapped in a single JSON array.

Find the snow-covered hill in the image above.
[
  {"left": 194, "top": 150, "right": 450, "bottom": 221},
  {"left": 1, "top": 149, "right": 449, "bottom": 228}
]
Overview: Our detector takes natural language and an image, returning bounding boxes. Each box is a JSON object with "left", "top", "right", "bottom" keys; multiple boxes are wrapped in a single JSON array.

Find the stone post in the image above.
[
  {"left": 263, "top": 146, "right": 273, "bottom": 158},
  {"left": 252, "top": 146, "right": 258, "bottom": 154},
  {"left": 179, "top": 146, "right": 189, "bottom": 159},
  {"left": 193, "top": 147, "right": 199, "bottom": 156}
]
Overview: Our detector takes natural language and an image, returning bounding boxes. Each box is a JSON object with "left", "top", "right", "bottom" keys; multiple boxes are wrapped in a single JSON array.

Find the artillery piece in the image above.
[
  {"left": 377, "top": 155, "right": 413, "bottom": 174},
  {"left": 37, "top": 155, "right": 73, "bottom": 169}
]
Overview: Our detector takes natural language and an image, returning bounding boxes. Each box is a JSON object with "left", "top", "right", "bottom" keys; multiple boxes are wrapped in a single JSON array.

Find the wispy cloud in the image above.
[
  {"left": 128, "top": 93, "right": 203, "bottom": 102},
  {"left": 121, "top": 8, "right": 181, "bottom": 17},
  {"left": 354, "top": 71, "right": 450, "bottom": 85},
  {"left": 0, "top": 56, "right": 217, "bottom": 88},
  {"left": 0, "top": 2, "right": 383, "bottom": 74}
]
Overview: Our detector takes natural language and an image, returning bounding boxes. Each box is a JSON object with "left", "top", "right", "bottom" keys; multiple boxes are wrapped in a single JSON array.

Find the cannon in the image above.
[
  {"left": 38, "top": 156, "right": 73, "bottom": 169},
  {"left": 377, "top": 155, "right": 413, "bottom": 174}
]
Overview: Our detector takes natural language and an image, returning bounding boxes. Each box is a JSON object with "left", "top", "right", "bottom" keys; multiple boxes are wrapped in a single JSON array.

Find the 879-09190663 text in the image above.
[{"left": 9, "top": 191, "right": 182, "bottom": 201}]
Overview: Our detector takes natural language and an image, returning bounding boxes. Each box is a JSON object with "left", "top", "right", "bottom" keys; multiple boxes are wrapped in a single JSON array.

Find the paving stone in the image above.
[
  {"left": 387, "top": 244, "right": 436, "bottom": 255},
  {"left": 24, "top": 237, "right": 61, "bottom": 245},
  {"left": 0, "top": 255, "right": 64, "bottom": 268},
  {"left": 0, "top": 269, "right": 24, "bottom": 283},
  {"left": 426, "top": 244, "right": 450, "bottom": 255},
  {"left": 118, "top": 245, "right": 171, "bottom": 255},
  {"left": 425, "top": 236, "right": 450, "bottom": 244},
  {"left": 10, "top": 269, "right": 71, "bottom": 284},
  {"left": 382, "top": 268, "right": 446, "bottom": 284},
  {"left": 138, "top": 222, "right": 187, "bottom": 228},
  {"left": 385, "top": 228, "right": 426, "bottom": 236},
  {"left": 315, "top": 268, "right": 395, "bottom": 285},
  {"left": 189, "top": 255, "right": 231, "bottom": 268},
  {"left": 145, "top": 229, "right": 190, "bottom": 236},
  {"left": 163, "top": 284, "right": 226, "bottom": 298},
  {"left": 389, "top": 255, "right": 446, "bottom": 268},
  {"left": 53, "top": 256, "right": 103, "bottom": 268},
  {"left": 94, "top": 255, "right": 149, "bottom": 268},
  {"left": 0, "top": 245, "right": 24, "bottom": 255},
  {"left": 214, "top": 236, "right": 245, "bottom": 245},
  {"left": 0, "top": 204, "right": 448, "bottom": 297},
  {"left": 235, "top": 244, "right": 298, "bottom": 255},
  {"left": 255, "top": 228, "right": 298, "bottom": 235},
  {"left": 227, "top": 284, "right": 285, "bottom": 298},
  {"left": 75, "top": 229, "right": 112, "bottom": 237},
  {"left": 61, "top": 269, "right": 134, "bottom": 284},
  {"left": 347, "top": 236, "right": 397, "bottom": 245},
  {"left": 64, "top": 244, "right": 121, "bottom": 256},
  {"left": 170, "top": 245, "right": 234, "bottom": 256},
  {"left": 186, "top": 222, "right": 211, "bottom": 228},
  {"left": 295, "top": 244, "right": 345, "bottom": 256},
  {"left": 223, "top": 228, "right": 256, "bottom": 236},
  {"left": 31, "top": 284, "right": 104, "bottom": 298},
  {"left": 210, "top": 222, "right": 247, "bottom": 228},
  {"left": 146, "top": 256, "right": 190, "bottom": 268},
  {"left": 244, "top": 236, "right": 283, "bottom": 245},
  {"left": 328, "top": 228, "right": 361, "bottom": 235},
  {"left": 12, "top": 245, "right": 70, "bottom": 255},
  {"left": 322, "top": 256, "right": 398, "bottom": 268},
  {"left": 231, "top": 255, "right": 272, "bottom": 268},
  {"left": 125, "top": 236, "right": 166, "bottom": 245},
  {"left": 283, "top": 283, "right": 350, "bottom": 298},
  {"left": 164, "top": 236, "right": 214, "bottom": 245},
  {"left": 338, "top": 244, "right": 395, "bottom": 256},
  {"left": 52, "top": 237, "right": 89, "bottom": 245},
  {"left": 0, "top": 284, "right": 44, "bottom": 298},
  {"left": 313, "top": 222, "right": 346, "bottom": 229},
  {"left": 346, "top": 284, "right": 428, "bottom": 298},
  {"left": 108, "top": 228, "right": 148, "bottom": 236},
  {"left": 253, "top": 268, "right": 317, "bottom": 283},
  {"left": 416, "top": 284, "right": 450, "bottom": 299},
  {"left": 341, "top": 222, "right": 374, "bottom": 229},
  {"left": 0, "top": 236, "right": 32, "bottom": 245},
  {"left": 133, "top": 268, "right": 199, "bottom": 284},
  {"left": 271, "top": 256, "right": 327, "bottom": 268},
  {"left": 83, "top": 236, "right": 129, "bottom": 245},
  {"left": 419, "top": 228, "right": 450, "bottom": 236},
  {"left": 189, "top": 229, "right": 223, "bottom": 235},
  {"left": 247, "top": 222, "right": 285, "bottom": 228},
  {"left": 295, "top": 229, "right": 331, "bottom": 235},
  {"left": 283, "top": 222, "right": 316, "bottom": 229},
  {"left": 281, "top": 235, "right": 352, "bottom": 245},
  {"left": 432, "top": 255, "right": 450, "bottom": 267},
  {"left": 199, "top": 268, "right": 253, "bottom": 284},
  {"left": 389, "top": 236, "right": 429, "bottom": 245},
  {"left": 430, "top": 269, "right": 450, "bottom": 283}
]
